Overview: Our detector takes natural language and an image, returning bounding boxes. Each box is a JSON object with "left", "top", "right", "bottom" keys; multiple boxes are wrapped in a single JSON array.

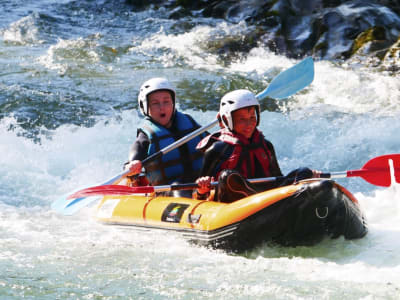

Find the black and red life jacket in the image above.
[{"left": 210, "top": 128, "right": 274, "bottom": 179}]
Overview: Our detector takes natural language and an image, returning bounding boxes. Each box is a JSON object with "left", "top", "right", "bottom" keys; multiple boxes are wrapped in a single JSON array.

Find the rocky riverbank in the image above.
[{"left": 127, "top": 0, "right": 400, "bottom": 73}]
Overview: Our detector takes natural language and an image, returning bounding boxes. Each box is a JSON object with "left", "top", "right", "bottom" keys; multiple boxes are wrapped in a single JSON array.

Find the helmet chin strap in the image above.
[{"left": 221, "top": 115, "right": 229, "bottom": 129}]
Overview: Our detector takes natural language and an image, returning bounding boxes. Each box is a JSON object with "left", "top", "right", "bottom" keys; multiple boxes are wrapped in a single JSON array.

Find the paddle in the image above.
[
  {"left": 67, "top": 154, "right": 400, "bottom": 198},
  {"left": 52, "top": 57, "right": 315, "bottom": 215},
  {"left": 67, "top": 178, "right": 270, "bottom": 198},
  {"left": 140, "top": 57, "right": 315, "bottom": 167},
  {"left": 256, "top": 56, "right": 314, "bottom": 100},
  {"left": 320, "top": 153, "right": 400, "bottom": 187}
]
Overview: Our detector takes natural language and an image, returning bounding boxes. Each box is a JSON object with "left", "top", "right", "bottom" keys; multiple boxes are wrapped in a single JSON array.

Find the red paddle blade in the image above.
[
  {"left": 348, "top": 154, "right": 400, "bottom": 187},
  {"left": 67, "top": 185, "right": 155, "bottom": 199}
]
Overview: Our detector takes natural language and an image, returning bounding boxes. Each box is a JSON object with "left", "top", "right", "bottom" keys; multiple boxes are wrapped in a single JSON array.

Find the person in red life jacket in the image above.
[
  {"left": 195, "top": 89, "right": 320, "bottom": 202},
  {"left": 124, "top": 77, "right": 207, "bottom": 191}
]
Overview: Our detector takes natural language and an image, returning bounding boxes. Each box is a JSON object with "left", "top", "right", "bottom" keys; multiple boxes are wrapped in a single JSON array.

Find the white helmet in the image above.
[
  {"left": 219, "top": 89, "right": 260, "bottom": 131},
  {"left": 138, "top": 77, "right": 176, "bottom": 116}
]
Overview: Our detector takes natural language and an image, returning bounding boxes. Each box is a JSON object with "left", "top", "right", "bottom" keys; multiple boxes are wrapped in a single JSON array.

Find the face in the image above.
[
  {"left": 232, "top": 106, "right": 257, "bottom": 139},
  {"left": 148, "top": 90, "right": 174, "bottom": 127}
]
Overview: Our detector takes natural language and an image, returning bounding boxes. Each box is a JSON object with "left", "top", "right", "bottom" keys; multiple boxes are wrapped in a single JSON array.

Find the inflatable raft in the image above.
[{"left": 95, "top": 179, "right": 367, "bottom": 252}]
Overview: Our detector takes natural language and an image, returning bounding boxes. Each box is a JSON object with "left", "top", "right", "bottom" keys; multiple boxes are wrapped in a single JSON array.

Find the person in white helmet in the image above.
[
  {"left": 124, "top": 77, "right": 207, "bottom": 188},
  {"left": 195, "top": 89, "right": 319, "bottom": 202}
]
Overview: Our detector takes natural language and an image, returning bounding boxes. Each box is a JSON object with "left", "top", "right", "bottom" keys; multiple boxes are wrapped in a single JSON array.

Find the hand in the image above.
[
  {"left": 312, "top": 170, "right": 321, "bottom": 178},
  {"left": 125, "top": 160, "right": 142, "bottom": 176},
  {"left": 196, "top": 176, "right": 213, "bottom": 194}
]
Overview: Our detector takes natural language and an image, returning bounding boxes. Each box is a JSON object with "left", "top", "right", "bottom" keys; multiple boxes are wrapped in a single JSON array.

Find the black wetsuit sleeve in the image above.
[
  {"left": 199, "top": 141, "right": 232, "bottom": 177},
  {"left": 265, "top": 139, "right": 283, "bottom": 177},
  {"left": 123, "top": 131, "right": 150, "bottom": 169}
]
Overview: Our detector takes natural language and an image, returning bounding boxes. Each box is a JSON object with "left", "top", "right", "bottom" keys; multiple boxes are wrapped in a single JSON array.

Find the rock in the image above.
[
  {"left": 351, "top": 26, "right": 389, "bottom": 57},
  {"left": 125, "top": 0, "right": 400, "bottom": 64},
  {"left": 382, "top": 37, "right": 400, "bottom": 73}
]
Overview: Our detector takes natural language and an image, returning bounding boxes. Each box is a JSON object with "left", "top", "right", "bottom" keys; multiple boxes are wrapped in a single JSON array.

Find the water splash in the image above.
[{"left": 1, "top": 12, "right": 53, "bottom": 45}]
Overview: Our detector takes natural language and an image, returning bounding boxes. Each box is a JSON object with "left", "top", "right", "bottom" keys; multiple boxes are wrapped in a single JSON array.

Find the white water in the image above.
[
  {"left": 1, "top": 3, "right": 400, "bottom": 299},
  {"left": 2, "top": 85, "right": 400, "bottom": 298}
]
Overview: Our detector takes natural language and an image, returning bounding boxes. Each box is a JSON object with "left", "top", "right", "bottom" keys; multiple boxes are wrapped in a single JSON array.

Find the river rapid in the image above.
[{"left": 1, "top": 1, "right": 400, "bottom": 299}]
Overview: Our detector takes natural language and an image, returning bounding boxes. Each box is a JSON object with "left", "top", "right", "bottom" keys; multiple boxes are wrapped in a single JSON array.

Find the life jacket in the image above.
[
  {"left": 212, "top": 128, "right": 273, "bottom": 179},
  {"left": 140, "top": 111, "right": 205, "bottom": 185}
]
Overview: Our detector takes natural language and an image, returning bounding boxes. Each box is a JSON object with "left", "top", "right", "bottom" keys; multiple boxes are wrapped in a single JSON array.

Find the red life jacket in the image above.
[{"left": 214, "top": 128, "right": 273, "bottom": 179}]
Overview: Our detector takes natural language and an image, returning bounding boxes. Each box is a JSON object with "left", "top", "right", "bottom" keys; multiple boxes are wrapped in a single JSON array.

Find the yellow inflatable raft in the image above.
[{"left": 94, "top": 179, "right": 367, "bottom": 252}]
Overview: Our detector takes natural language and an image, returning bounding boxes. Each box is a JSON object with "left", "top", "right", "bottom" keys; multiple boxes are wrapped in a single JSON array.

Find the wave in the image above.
[{"left": 1, "top": 12, "right": 60, "bottom": 45}]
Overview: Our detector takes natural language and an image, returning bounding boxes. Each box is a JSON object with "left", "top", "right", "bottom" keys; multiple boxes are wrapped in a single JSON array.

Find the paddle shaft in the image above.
[
  {"left": 159, "top": 177, "right": 279, "bottom": 192},
  {"left": 133, "top": 170, "right": 386, "bottom": 193},
  {"left": 141, "top": 119, "right": 219, "bottom": 167},
  {"left": 82, "top": 119, "right": 219, "bottom": 183},
  {"left": 67, "top": 176, "right": 282, "bottom": 198},
  {"left": 141, "top": 59, "right": 314, "bottom": 168},
  {"left": 140, "top": 57, "right": 314, "bottom": 168},
  {"left": 321, "top": 170, "right": 366, "bottom": 178}
]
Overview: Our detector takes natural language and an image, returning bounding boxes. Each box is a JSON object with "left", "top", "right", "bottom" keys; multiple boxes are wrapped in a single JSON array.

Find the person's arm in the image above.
[
  {"left": 199, "top": 141, "right": 231, "bottom": 177},
  {"left": 124, "top": 131, "right": 150, "bottom": 175},
  {"left": 195, "top": 141, "right": 231, "bottom": 199},
  {"left": 128, "top": 130, "right": 150, "bottom": 162},
  {"left": 264, "top": 139, "right": 320, "bottom": 188},
  {"left": 265, "top": 140, "right": 283, "bottom": 177}
]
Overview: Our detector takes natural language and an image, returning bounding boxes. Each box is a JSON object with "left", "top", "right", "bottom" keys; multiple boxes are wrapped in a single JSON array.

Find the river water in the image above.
[{"left": 1, "top": 1, "right": 400, "bottom": 299}]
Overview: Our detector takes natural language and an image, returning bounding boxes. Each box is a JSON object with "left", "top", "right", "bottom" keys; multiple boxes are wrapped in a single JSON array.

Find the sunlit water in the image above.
[{"left": 1, "top": 1, "right": 400, "bottom": 299}]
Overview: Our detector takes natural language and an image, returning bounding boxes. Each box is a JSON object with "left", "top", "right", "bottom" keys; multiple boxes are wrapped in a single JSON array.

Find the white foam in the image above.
[
  {"left": 134, "top": 21, "right": 257, "bottom": 72},
  {"left": 292, "top": 60, "right": 400, "bottom": 115},
  {"left": 134, "top": 26, "right": 400, "bottom": 116},
  {"left": 37, "top": 34, "right": 103, "bottom": 75},
  {"left": 2, "top": 12, "right": 45, "bottom": 45}
]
